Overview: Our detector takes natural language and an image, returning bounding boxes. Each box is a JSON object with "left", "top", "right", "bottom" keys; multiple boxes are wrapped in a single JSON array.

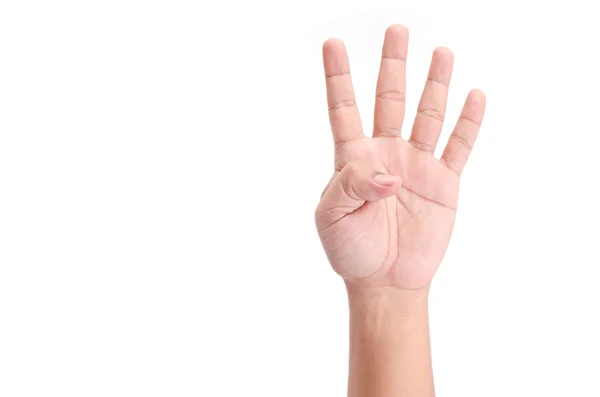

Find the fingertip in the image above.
[
  {"left": 322, "top": 38, "right": 350, "bottom": 76},
  {"left": 428, "top": 47, "right": 454, "bottom": 83},
  {"left": 469, "top": 88, "right": 486, "bottom": 104},
  {"left": 382, "top": 24, "right": 409, "bottom": 60},
  {"left": 465, "top": 89, "right": 487, "bottom": 119},
  {"left": 322, "top": 38, "right": 346, "bottom": 55},
  {"left": 385, "top": 24, "right": 409, "bottom": 39},
  {"left": 433, "top": 46, "right": 454, "bottom": 61}
]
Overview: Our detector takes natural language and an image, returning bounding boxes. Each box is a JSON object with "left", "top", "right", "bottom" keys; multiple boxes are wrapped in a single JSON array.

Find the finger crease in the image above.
[
  {"left": 409, "top": 138, "right": 435, "bottom": 153},
  {"left": 376, "top": 90, "right": 406, "bottom": 102},
  {"left": 460, "top": 116, "right": 482, "bottom": 126},
  {"left": 373, "top": 126, "right": 402, "bottom": 136},
  {"left": 441, "top": 156, "right": 462, "bottom": 176},
  {"left": 449, "top": 134, "right": 473, "bottom": 150},
  {"left": 334, "top": 135, "right": 365, "bottom": 152},
  {"left": 418, "top": 107, "right": 445, "bottom": 122},
  {"left": 328, "top": 99, "right": 357, "bottom": 111},
  {"left": 382, "top": 56, "right": 407, "bottom": 62},
  {"left": 427, "top": 77, "right": 450, "bottom": 87},
  {"left": 325, "top": 72, "right": 350, "bottom": 80}
]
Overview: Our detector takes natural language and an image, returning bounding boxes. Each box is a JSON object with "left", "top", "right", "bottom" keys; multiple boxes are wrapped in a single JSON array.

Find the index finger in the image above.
[{"left": 323, "top": 39, "right": 364, "bottom": 146}]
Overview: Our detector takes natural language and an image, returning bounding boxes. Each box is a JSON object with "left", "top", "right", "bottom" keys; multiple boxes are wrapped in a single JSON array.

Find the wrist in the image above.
[{"left": 346, "top": 284, "right": 430, "bottom": 316}]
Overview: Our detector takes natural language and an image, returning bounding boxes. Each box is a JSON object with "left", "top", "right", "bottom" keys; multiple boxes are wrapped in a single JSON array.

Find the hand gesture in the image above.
[{"left": 315, "top": 25, "right": 486, "bottom": 290}]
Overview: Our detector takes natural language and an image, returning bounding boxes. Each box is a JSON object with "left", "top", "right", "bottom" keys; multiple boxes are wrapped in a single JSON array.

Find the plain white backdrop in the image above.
[{"left": 1, "top": 0, "right": 599, "bottom": 396}]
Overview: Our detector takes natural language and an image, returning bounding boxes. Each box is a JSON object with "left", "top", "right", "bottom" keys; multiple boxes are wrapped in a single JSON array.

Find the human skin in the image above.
[{"left": 315, "top": 25, "right": 486, "bottom": 396}]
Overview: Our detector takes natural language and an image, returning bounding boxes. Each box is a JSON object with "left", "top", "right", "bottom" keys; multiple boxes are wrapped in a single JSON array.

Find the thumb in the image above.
[{"left": 318, "top": 161, "right": 402, "bottom": 215}]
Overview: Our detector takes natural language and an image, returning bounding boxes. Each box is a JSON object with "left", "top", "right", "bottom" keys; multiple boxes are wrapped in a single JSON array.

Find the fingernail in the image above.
[{"left": 374, "top": 174, "right": 399, "bottom": 187}]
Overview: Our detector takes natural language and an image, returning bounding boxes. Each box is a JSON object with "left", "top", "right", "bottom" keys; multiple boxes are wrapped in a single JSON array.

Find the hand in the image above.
[{"left": 315, "top": 25, "right": 486, "bottom": 290}]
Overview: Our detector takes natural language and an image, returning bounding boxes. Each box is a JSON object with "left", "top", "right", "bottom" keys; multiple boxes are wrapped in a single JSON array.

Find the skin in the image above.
[{"left": 314, "top": 25, "right": 486, "bottom": 396}]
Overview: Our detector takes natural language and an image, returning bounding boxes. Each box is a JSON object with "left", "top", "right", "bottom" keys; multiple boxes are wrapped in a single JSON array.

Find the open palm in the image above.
[{"left": 315, "top": 25, "right": 486, "bottom": 290}]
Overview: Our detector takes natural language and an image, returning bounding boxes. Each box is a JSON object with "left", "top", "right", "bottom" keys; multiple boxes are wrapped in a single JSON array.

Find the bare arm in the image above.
[{"left": 347, "top": 286, "right": 433, "bottom": 397}]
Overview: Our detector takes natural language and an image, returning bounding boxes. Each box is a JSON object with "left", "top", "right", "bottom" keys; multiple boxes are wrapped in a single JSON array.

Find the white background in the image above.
[{"left": 1, "top": 0, "right": 599, "bottom": 396}]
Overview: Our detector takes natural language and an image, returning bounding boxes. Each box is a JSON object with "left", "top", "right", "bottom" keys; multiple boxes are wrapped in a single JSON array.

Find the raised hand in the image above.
[{"left": 315, "top": 25, "right": 486, "bottom": 290}]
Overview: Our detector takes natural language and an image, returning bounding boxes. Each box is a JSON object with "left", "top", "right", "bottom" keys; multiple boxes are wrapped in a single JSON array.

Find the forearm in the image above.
[{"left": 347, "top": 285, "right": 434, "bottom": 397}]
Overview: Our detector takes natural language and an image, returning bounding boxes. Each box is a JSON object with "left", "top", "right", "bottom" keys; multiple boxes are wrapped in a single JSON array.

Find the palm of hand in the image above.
[{"left": 315, "top": 26, "right": 486, "bottom": 290}]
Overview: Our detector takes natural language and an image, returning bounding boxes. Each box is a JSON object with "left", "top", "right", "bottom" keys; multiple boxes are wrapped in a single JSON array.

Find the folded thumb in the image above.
[{"left": 319, "top": 161, "right": 402, "bottom": 214}]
